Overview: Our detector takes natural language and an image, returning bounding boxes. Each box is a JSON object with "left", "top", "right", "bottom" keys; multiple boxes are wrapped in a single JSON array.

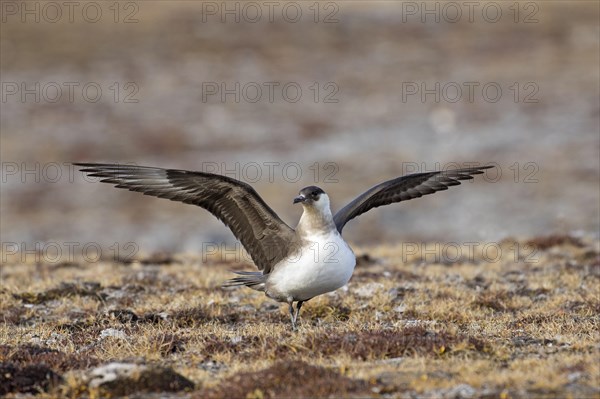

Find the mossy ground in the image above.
[{"left": 1, "top": 235, "right": 598, "bottom": 398}]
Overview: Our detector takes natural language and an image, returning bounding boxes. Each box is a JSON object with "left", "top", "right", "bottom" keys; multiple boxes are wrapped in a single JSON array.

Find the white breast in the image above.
[{"left": 266, "top": 231, "right": 356, "bottom": 302}]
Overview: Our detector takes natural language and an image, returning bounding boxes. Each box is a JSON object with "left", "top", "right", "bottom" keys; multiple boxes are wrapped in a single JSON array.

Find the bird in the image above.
[{"left": 74, "top": 163, "right": 493, "bottom": 329}]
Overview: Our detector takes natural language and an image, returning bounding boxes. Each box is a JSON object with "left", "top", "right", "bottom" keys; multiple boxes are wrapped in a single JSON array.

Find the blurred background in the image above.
[{"left": 1, "top": 1, "right": 598, "bottom": 254}]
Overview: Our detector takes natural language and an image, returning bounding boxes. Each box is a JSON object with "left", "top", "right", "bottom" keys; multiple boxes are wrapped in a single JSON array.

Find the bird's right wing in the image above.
[
  {"left": 74, "top": 163, "right": 297, "bottom": 273},
  {"left": 333, "top": 166, "right": 494, "bottom": 234}
]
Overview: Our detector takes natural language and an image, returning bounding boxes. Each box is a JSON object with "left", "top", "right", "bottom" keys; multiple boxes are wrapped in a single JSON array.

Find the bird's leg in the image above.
[
  {"left": 294, "top": 301, "right": 304, "bottom": 326},
  {"left": 288, "top": 301, "right": 296, "bottom": 331}
]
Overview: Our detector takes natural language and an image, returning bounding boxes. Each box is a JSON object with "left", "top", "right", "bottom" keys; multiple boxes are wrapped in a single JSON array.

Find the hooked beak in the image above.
[{"left": 293, "top": 195, "right": 306, "bottom": 204}]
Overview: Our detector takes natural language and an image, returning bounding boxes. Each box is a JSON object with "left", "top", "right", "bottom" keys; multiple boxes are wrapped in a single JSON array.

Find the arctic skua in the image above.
[{"left": 74, "top": 163, "right": 493, "bottom": 329}]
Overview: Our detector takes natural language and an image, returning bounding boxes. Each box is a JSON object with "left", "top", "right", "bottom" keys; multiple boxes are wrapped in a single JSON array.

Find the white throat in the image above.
[{"left": 297, "top": 194, "right": 336, "bottom": 237}]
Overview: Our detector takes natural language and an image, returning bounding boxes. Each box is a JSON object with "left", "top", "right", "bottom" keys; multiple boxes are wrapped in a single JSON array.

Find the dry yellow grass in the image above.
[{"left": 1, "top": 235, "right": 598, "bottom": 398}]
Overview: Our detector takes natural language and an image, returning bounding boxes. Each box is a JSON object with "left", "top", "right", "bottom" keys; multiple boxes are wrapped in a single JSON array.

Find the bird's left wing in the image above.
[
  {"left": 74, "top": 163, "right": 298, "bottom": 273},
  {"left": 333, "top": 166, "right": 494, "bottom": 234}
]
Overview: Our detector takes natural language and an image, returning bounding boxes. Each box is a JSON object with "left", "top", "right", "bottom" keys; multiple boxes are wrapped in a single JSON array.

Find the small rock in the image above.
[
  {"left": 446, "top": 384, "right": 476, "bottom": 398},
  {"left": 353, "top": 282, "right": 384, "bottom": 298},
  {"left": 198, "top": 360, "right": 226, "bottom": 372},
  {"left": 568, "top": 372, "right": 583, "bottom": 383},
  {"left": 230, "top": 336, "right": 243, "bottom": 344},
  {"left": 377, "top": 357, "right": 404, "bottom": 365},
  {"left": 156, "top": 312, "right": 170, "bottom": 320},
  {"left": 28, "top": 337, "right": 43, "bottom": 345},
  {"left": 260, "top": 302, "right": 279, "bottom": 312},
  {"left": 394, "top": 304, "right": 407, "bottom": 313},
  {"left": 99, "top": 328, "right": 127, "bottom": 340},
  {"left": 88, "top": 363, "right": 139, "bottom": 388}
]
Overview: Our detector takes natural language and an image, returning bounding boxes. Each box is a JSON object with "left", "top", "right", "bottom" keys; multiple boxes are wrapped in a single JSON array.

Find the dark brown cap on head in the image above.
[{"left": 293, "top": 186, "right": 325, "bottom": 204}]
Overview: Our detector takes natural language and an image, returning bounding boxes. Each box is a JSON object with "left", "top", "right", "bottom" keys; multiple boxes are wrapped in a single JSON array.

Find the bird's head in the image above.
[{"left": 293, "top": 186, "right": 329, "bottom": 211}]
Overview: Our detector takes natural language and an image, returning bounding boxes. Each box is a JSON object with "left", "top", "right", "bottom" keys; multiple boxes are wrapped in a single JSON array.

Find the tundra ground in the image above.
[{"left": 1, "top": 235, "right": 598, "bottom": 398}]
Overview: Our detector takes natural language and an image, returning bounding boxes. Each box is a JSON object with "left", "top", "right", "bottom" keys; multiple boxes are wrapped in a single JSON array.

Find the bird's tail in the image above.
[{"left": 222, "top": 271, "right": 266, "bottom": 291}]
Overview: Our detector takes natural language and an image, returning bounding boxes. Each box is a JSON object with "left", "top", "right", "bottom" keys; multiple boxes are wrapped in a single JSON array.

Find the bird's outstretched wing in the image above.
[
  {"left": 333, "top": 166, "right": 494, "bottom": 234},
  {"left": 74, "top": 163, "right": 297, "bottom": 273}
]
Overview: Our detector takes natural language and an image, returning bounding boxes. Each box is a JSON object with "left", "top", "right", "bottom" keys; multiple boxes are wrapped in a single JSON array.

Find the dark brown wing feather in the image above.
[
  {"left": 333, "top": 166, "right": 494, "bottom": 234},
  {"left": 74, "top": 163, "right": 297, "bottom": 273}
]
